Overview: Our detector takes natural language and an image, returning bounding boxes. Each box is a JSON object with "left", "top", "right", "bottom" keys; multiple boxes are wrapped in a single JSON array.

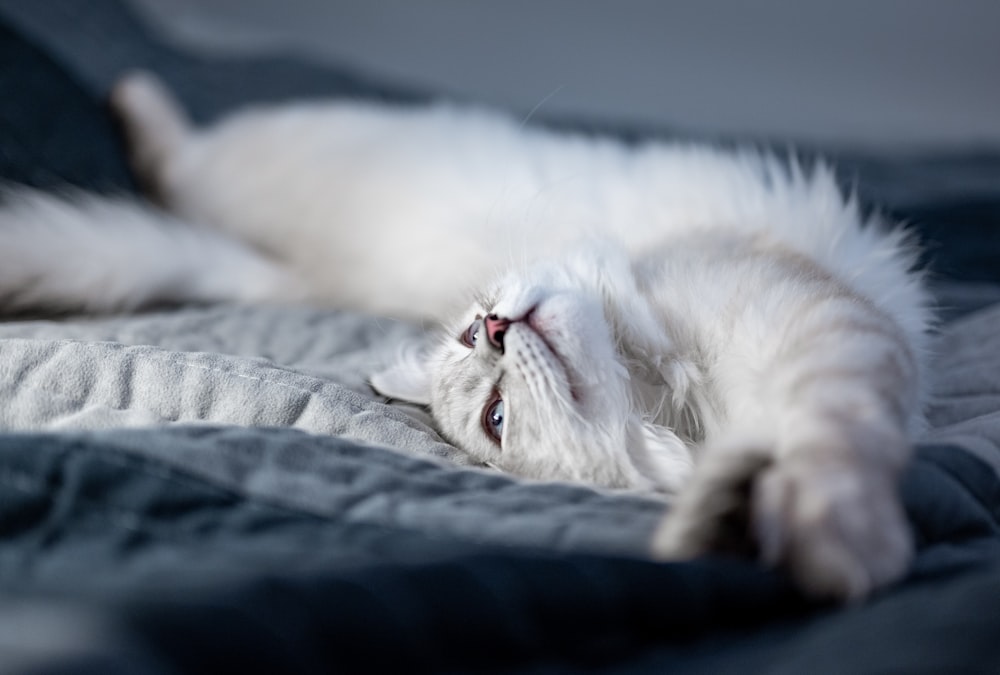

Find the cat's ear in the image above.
[
  {"left": 370, "top": 345, "right": 434, "bottom": 406},
  {"left": 626, "top": 417, "right": 694, "bottom": 494}
]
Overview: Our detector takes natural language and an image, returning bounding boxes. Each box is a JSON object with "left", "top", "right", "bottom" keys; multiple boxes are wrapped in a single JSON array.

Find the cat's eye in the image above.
[
  {"left": 460, "top": 316, "right": 482, "bottom": 348},
  {"left": 482, "top": 396, "right": 504, "bottom": 443}
]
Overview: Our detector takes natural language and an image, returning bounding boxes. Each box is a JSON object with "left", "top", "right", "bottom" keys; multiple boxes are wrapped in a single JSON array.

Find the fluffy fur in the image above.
[
  {"left": 0, "top": 72, "right": 932, "bottom": 600},
  {"left": 0, "top": 187, "right": 303, "bottom": 313}
]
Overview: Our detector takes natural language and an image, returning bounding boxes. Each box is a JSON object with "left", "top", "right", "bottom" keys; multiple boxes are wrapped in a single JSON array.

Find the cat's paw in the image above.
[
  {"left": 651, "top": 444, "right": 913, "bottom": 601},
  {"left": 752, "top": 452, "right": 912, "bottom": 601}
]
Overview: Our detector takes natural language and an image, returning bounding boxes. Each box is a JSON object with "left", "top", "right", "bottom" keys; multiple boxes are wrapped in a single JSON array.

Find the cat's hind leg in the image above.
[{"left": 109, "top": 71, "right": 191, "bottom": 202}]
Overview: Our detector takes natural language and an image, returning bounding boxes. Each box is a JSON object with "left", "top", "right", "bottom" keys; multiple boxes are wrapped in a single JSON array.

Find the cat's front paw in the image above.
[
  {"left": 752, "top": 452, "right": 912, "bottom": 601},
  {"left": 651, "top": 445, "right": 913, "bottom": 601}
]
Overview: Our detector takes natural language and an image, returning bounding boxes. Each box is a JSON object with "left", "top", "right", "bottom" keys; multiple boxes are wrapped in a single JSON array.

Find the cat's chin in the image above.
[
  {"left": 516, "top": 290, "right": 626, "bottom": 407},
  {"left": 505, "top": 319, "right": 581, "bottom": 404}
]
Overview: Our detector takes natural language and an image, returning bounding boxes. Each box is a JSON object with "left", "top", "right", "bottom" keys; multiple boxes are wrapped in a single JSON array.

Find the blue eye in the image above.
[
  {"left": 482, "top": 397, "right": 504, "bottom": 443},
  {"left": 460, "top": 317, "right": 481, "bottom": 348}
]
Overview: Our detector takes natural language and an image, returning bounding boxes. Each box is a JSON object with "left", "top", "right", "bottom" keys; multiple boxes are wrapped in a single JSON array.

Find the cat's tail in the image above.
[{"left": 0, "top": 187, "right": 306, "bottom": 315}]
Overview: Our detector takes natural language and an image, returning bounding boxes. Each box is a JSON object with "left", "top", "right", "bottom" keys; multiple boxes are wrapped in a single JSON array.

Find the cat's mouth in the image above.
[{"left": 520, "top": 307, "right": 583, "bottom": 404}]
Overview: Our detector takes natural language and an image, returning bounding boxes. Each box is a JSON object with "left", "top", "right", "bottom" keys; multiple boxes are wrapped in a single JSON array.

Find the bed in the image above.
[{"left": 1, "top": 2, "right": 1000, "bottom": 672}]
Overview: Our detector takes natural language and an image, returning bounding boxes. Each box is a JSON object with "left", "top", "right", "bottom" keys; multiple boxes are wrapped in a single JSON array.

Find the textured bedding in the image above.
[
  {"left": 2, "top": 1, "right": 1000, "bottom": 672},
  {"left": 0, "top": 307, "right": 465, "bottom": 463},
  {"left": 1, "top": 301, "right": 1000, "bottom": 478},
  {"left": 0, "top": 306, "right": 999, "bottom": 672}
]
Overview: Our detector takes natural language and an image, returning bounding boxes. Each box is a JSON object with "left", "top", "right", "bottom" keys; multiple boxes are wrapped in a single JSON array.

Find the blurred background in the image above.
[{"left": 123, "top": 0, "right": 1000, "bottom": 151}]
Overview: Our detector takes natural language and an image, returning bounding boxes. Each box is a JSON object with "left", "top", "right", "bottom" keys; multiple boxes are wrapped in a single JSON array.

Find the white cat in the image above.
[{"left": 0, "top": 73, "right": 931, "bottom": 600}]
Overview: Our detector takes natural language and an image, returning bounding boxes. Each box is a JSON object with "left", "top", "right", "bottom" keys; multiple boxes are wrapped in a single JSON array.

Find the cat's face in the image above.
[
  {"left": 372, "top": 255, "right": 693, "bottom": 491},
  {"left": 429, "top": 267, "right": 640, "bottom": 487}
]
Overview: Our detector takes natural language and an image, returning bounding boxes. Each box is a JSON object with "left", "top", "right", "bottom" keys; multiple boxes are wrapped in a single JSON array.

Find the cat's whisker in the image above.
[{"left": 517, "top": 84, "right": 566, "bottom": 131}]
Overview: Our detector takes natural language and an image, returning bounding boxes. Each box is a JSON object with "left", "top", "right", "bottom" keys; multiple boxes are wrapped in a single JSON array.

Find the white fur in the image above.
[
  {"left": 108, "top": 74, "right": 928, "bottom": 334},
  {"left": 0, "top": 72, "right": 933, "bottom": 599},
  {"left": 0, "top": 187, "right": 303, "bottom": 313}
]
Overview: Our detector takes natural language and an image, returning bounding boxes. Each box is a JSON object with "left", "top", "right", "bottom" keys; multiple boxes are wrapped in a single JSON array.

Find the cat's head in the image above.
[{"left": 372, "top": 251, "right": 695, "bottom": 493}]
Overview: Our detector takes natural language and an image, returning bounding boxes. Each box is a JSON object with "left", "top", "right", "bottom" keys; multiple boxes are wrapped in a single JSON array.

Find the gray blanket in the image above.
[
  {"left": 0, "top": 306, "right": 675, "bottom": 561},
  {"left": 3, "top": 302, "right": 999, "bottom": 456},
  {"left": 0, "top": 306, "right": 464, "bottom": 462},
  {"left": 0, "top": 301, "right": 998, "bottom": 564}
]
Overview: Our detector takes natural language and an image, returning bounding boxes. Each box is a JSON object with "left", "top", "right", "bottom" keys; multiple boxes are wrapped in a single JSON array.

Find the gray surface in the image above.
[
  {"left": 0, "top": 292, "right": 997, "bottom": 570},
  {"left": 2, "top": 299, "right": 1000, "bottom": 492},
  {"left": 926, "top": 303, "right": 1000, "bottom": 474},
  {"left": 10, "top": 425, "right": 667, "bottom": 562},
  {"left": 125, "top": 0, "right": 1000, "bottom": 151},
  {"left": 0, "top": 305, "right": 671, "bottom": 558},
  {"left": 0, "top": 306, "right": 465, "bottom": 463}
]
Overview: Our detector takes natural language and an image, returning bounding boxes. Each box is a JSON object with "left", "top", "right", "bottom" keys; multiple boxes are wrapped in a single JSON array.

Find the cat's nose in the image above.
[{"left": 484, "top": 314, "right": 510, "bottom": 350}]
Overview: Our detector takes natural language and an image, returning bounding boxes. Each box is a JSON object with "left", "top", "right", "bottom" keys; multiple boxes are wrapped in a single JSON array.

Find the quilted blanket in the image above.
[
  {"left": 0, "top": 305, "right": 998, "bottom": 672},
  {"left": 1, "top": 1, "right": 1000, "bottom": 672}
]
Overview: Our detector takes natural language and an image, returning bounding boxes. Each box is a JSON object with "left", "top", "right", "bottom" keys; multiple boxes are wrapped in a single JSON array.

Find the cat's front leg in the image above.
[{"left": 652, "top": 289, "right": 922, "bottom": 600}]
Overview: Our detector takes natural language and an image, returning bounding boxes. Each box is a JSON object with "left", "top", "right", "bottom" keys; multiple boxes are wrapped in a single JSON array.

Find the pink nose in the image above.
[{"left": 484, "top": 314, "right": 510, "bottom": 349}]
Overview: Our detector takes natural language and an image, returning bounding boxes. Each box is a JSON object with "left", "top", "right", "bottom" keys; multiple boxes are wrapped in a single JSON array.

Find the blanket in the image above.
[
  {"left": 1, "top": 1, "right": 1000, "bottom": 672},
  {"left": 0, "top": 307, "right": 1000, "bottom": 673}
]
